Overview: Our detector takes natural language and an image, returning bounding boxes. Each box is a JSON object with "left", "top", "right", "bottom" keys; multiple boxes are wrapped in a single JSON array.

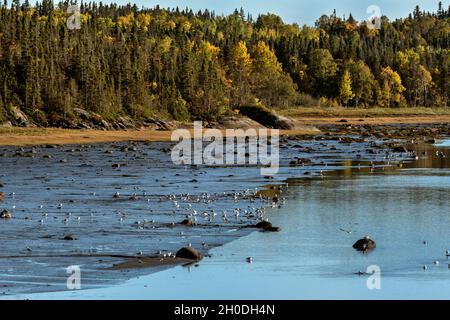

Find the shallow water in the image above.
[
  {"left": 13, "top": 163, "right": 450, "bottom": 300},
  {"left": 1, "top": 137, "right": 449, "bottom": 299}
]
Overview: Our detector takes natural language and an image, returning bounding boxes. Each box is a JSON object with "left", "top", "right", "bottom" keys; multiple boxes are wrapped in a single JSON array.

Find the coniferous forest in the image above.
[{"left": 0, "top": 1, "right": 449, "bottom": 127}]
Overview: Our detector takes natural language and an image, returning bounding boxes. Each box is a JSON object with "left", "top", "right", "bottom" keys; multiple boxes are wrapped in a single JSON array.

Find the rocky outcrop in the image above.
[
  {"left": 73, "top": 108, "right": 113, "bottom": 130},
  {"left": 237, "top": 105, "right": 295, "bottom": 130},
  {"left": 10, "top": 107, "right": 35, "bottom": 127},
  {"left": 274, "top": 115, "right": 297, "bottom": 130},
  {"left": 0, "top": 121, "right": 13, "bottom": 128},
  {"left": 216, "top": 116, "right": 266, "bottom": 129},
  {"left": 71, "top": 108, "right": 175, "bottom": 131}
]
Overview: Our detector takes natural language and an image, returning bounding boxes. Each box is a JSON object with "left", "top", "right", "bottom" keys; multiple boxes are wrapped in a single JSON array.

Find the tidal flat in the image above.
[{"left": 0, "top": 123, "right": 449, "bottom": 298}]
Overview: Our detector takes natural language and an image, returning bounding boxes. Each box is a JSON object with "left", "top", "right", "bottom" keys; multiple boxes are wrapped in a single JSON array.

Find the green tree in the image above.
[
  {"left": 348, "top": 60, "right": 377, "bottom": 107},
  {"left": 251, "top": 41, "right": 297, "bottom": 108},
  {"left": 308, "top": 49, "right": 338, "bottom": 97}
]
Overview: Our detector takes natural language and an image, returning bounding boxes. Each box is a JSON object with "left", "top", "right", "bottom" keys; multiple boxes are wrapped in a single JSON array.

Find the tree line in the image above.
[{"left": 0, "top": 1, "right": 449, "bottom": 126}]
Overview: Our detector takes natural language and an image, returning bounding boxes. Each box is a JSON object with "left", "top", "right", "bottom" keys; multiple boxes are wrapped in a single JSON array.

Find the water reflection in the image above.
[{"left": 5, "top": 139, "right": 450, "bottom": 299}]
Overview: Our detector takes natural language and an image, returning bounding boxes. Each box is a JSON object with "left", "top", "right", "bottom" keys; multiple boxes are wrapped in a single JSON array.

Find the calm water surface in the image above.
[{"left": 12, "top": 140, "right": 450, "bottom": 300}]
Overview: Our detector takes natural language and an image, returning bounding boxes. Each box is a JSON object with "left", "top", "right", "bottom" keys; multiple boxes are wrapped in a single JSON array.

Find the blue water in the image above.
[
  {"left": 436, "top": 139, "right": 450, "bottom": 147},
  {"left": 12, "top": 168, "right": 450, "bottom": 300},
  {"left": 3, "top": 138, "right": 450, "bottom": 300}
]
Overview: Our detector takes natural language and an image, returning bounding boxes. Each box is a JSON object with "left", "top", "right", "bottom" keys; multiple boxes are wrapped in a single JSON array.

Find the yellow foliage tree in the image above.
[
  {"left": 379, "top": 67, "right": 406, "bottom": 107},
  {"left": 339, "top": 70, "right": 355, "bottom": 106},
  {"left": 229, "top": 41, "right": 253, "bottom": 105}
]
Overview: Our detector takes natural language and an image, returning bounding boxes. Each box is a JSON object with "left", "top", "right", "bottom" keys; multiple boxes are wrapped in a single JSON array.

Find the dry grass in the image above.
[
  {"left": 0, "top": 126, "right": 320, "bottom": 146},
  {"left": 278, "top": 107, "right": 450, "bottom": 118},
  {"left": 0, "top": 127, "right": 174, "bottom": 146},
  {"left": 276, "top": 107, "right": 450, "bottom": 125}
]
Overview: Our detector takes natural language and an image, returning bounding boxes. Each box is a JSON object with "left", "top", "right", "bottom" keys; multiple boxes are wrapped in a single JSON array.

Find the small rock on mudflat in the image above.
[
  {"left": 180, "top": 219, "right": 195, "bottom": 227},
  {"left": 0, "top": 209, "right": 12, "bottom": 219},
  {"left": 392, "top": 145, "right": 408, "bottom": 153},
  {"left": 175, "top": 247, "right": 203, "bottom": 260}
]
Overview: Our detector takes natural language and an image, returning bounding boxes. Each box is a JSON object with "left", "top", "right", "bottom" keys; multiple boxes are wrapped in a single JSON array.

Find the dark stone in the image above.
[
  {"left": 63, "top": 235, "right": 77, "bottom": 241},
  {"left": 180, "top": 219, "right": 195, "bottom": 227},
  {"left": 255, "top": 220, "right": 281, "bottom": 232},
  {"left": 392, "top": 145, "right": 408, "bottom": 153},
  {"left": 0, "top": 209, "right": 11, "bottom": 219},
  {"left": 289, "top": 158, "right": 312, "bottom": 167},
  {"left": 255, "top": 221, "right": 273, "bottom": 229},
  {"left": 176, "top": 247, "right": 203, "bottom": 260},
  {"left": 264, "top": 226, "right": 281, "bottom": 232},
  {"left": 339, "top": 137, "right": 354, "bottom": 143},
  {"left": 352, "top": 236, "right": 376, "bottom": 251}
]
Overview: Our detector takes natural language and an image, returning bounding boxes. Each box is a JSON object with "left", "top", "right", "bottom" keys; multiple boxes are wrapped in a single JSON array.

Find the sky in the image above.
[{"left": 115, "top": 0, "right": 447, "bottom": 25}]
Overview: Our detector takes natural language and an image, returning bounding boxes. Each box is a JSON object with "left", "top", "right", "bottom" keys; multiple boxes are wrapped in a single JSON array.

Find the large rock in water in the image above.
[
  {"left": 255, "top": 220, "right": 281, "bottom": 232},
  {"left": 176, "top": 247, "right": 204, "bottom": 260},
  {"left": 352, "top": 236, "right": 376, "bottom": 251},
  {"left": 255, "top": 221, "right": 273, "bottom": 229}
]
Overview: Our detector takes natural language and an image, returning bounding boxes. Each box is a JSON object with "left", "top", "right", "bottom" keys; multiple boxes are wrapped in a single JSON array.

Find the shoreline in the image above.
[
  {"left": 0, "top": 127, "right": 319, "bottom": 146},
  {"left": 1, "top": 114, "right": 450, "bottom": 146}
]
